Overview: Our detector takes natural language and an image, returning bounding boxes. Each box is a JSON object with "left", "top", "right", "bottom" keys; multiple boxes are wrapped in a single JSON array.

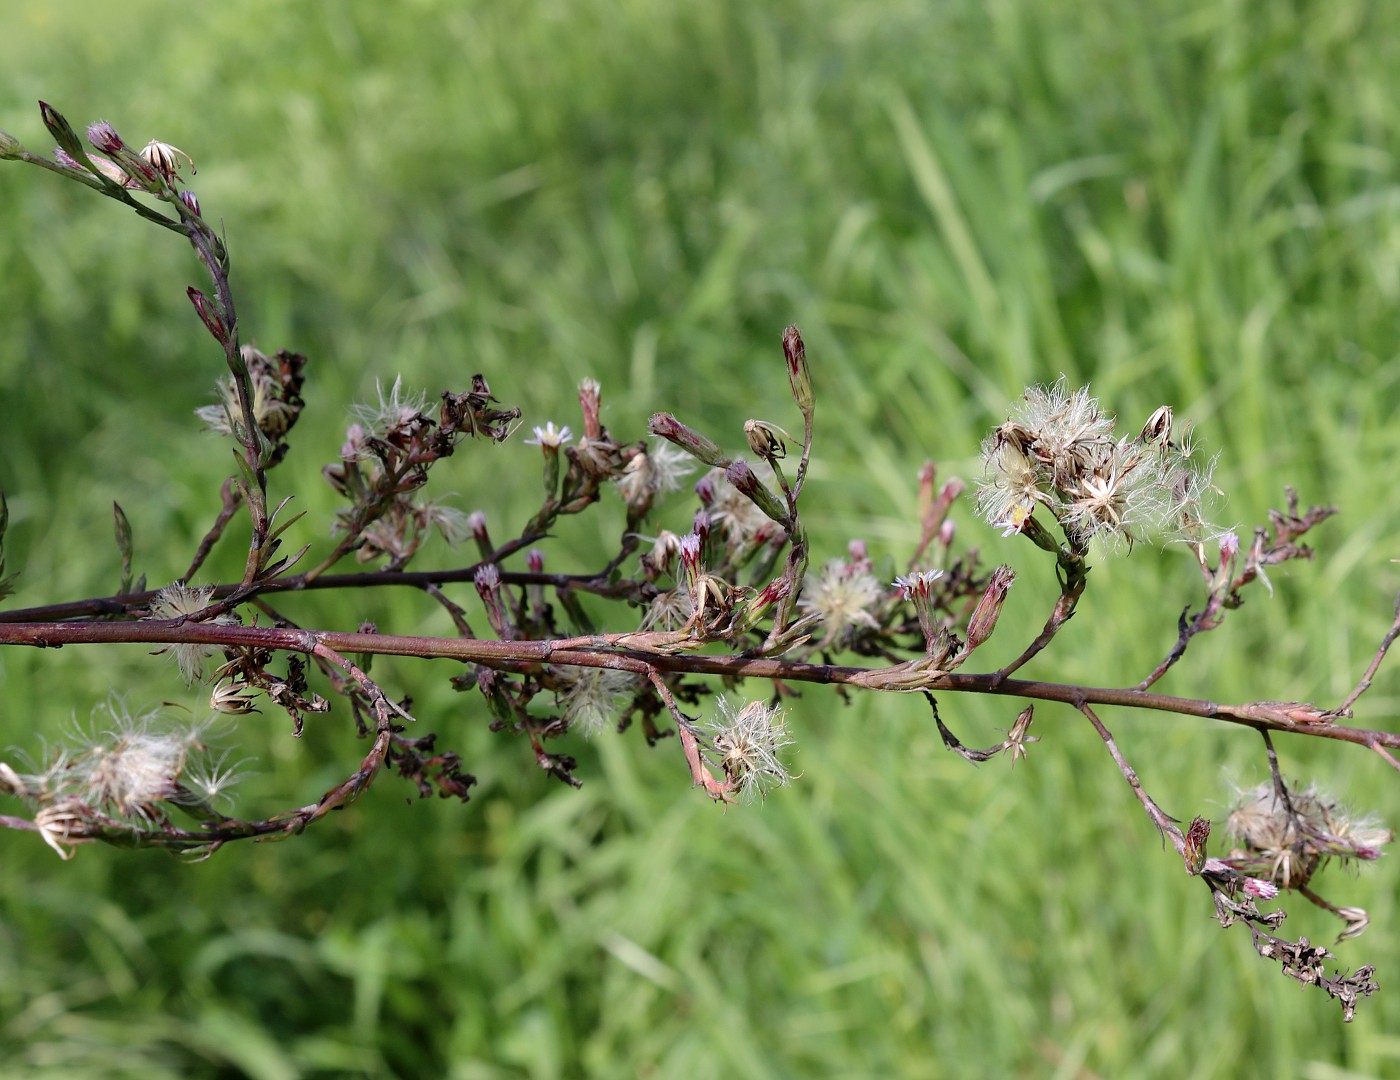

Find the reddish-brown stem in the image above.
[
  {"left": 183, "top": 477, "right": 243, "bottom": 583},
  {"left": 0, "top": 535, "right": 587, "bottom": 625},
  {"left": 1336, "top": 590, "right": 1400, "bottom": 716},
  {"left": 1079, "top": 701, "right": 1185, "bottom": 853},
  {"left": 4, "top": 619, "right": 1400, "bottom": 754}
]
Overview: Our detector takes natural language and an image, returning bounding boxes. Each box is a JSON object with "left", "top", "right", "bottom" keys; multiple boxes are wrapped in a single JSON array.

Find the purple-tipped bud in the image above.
[
  {"left": 692, "top": 510, "right": 712, "bottom": 547},
  {"left": 694, "top": 472, "right": 717, "bottom": 506},
  {"left": 526, "top": 548, "right": 545, "bottom": 574},
  {"left": 782, "top": 325, "right": 814, "bottom": 412},
  {"left": 1211, "top": 531, "right": 1241, "bottom": 592},
  {"left": 179, "top": 189, "right": 202, "bottom": 217},
  {"left": 0, "top": 128, "right": 21, "bottom": 160},
  {"left": 648, "top": 412, "right": 731, "bottom": 470},
  {"left": 735, "top": 576, "right": 792, "bottom": 632},
  {"left": 53, "top": 147, "right": 80, "bottom": 169},
  {"left": 937, "top": 520, "right": 956, "bottom": 547},
  {"left": 725, "top": 460, "right": 788, "bottom": 524},
  {"left": 39, "top": 101, "right": 84, "bottom": 159},
  {"left": 966, "top": 565, "right": 1014, "bottom": 650},
  {"left": 87, "top": 120, "right": 124, "bottom": 154},
  {"left": 186, "top": 287, "right": 229, "bottom": 345},
  {"left": 474, "top": 564, "right": 509, "bottom": 638},
  {"left": 679, "top": 533, "right": 703, "bottom": 579}
]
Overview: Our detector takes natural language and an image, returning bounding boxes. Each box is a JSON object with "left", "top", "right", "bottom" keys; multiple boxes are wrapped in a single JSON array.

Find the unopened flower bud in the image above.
[
  {"left": 782, "top": 325, "right": 814, "bottom": 412},
  {"left": 467, "top": 510, "right": 492, "bottom": 560},
  {"left": 937, "top": 520, "right": 956, "bottom": 548},
  {"left": 527, "top": 548, "right": 545, "bottom": 574},
  {"left": 86, "top": 120, "right": 124, "bottom": 154},
  {"left": 474, "top": 564, "right": 509, "bottom": 638},
  {"left": 692, "top": 510, "right": 712, "bottom": 547},
  {"left": 0, "top": 128, "right": 22, "bottom": 160},
  {"left": 179, "top": 189, "right": 202, "bottom": 216},
  {"left": 39, "top": 101, "right": 84, "bottom": 159},
  {"left": 648, "top": 413, "right": 731, "bottom": 470},
  {"left": 725, "top": 460, "right": 789, "bottom": 525},
  {"left": 1212, "top": 531, "right": 1240, "bottom": 592},
  {"left": 186, "top": 287, "right": 229, "bottom": 345},
  {"left": 679, "top": 532, "right": 703, "bottom": 579},
  {"left": 966, "top": 565, "right": 1014, "bottom": 650},
  {"left": 735, "top": 576, "right": 792, "bottom": 632}
]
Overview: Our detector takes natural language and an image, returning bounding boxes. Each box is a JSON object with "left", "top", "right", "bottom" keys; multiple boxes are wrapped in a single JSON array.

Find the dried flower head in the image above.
[
  {"left": 615, "top": 439, "right": 695, "bottom": 510},
  {"left": 195, "top": 347, "right": 302, "bottom": 440},
  {"left": 743, "top": 419, "right": 791, "bottom": 460},
  {"left": 975, "top": 378, "right": 1221, "bottom": 551},
  {"left": 553, "top": 667, "right": 639, "bottom": 737},
  {"left": 704, "top": 697, "right": 795, "bottom": 801},
  {"left": 179, "top": 749, "right": 253, "bottom": 812},
  {"left": 146, "top": 583, "right": 237, "bottom": 685},
  {"left": 210, "top": 680, "right": 260, "bottom": 715},
  {"left": 638, "top": 587, "right": 695, "bottom": 631},
  {"left": 799, "top": 557, "right": 884, "bottom": 647},
  {"left": 139, "top": 139, "right": 195, "bottom": 182},
  {"left": 1226, "top": 781, "right": 1393, "bottom": 890},
  {"left": 352, "top": 376, "right": 430, "bottom": 439},
  {"left": 0, "top": 699, "right": 248, "bottom": 853}
]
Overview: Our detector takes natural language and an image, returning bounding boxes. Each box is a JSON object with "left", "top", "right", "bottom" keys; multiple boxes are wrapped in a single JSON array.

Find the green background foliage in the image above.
[{"left": 3, "top": 1, "right": 1400, "bottom": 1075}]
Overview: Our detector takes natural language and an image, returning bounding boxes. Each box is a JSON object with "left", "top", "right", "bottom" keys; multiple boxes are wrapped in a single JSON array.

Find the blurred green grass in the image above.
[{"left": 4, "top": 0, "right": 1400, "bottom": 1076}]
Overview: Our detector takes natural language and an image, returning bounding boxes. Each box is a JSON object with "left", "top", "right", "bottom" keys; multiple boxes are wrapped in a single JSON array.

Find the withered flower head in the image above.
[
  {"left": 705, "top": 697, "right": 795, "bottom": 801},
  {"left": 1226, "top": 781, "right": 1393, "bottom": 891},
  {"left": 146, "top": 583, "right": 237, "bottom": 685},
  {"left": 799, "top": 557, "right": 883, "bottom": 646},
  {"left": 976, "top": 378, "right": 1220, "bottom": 551},
  {"left": 140, "top": 139, "right": 195, "bottom": 182}
]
